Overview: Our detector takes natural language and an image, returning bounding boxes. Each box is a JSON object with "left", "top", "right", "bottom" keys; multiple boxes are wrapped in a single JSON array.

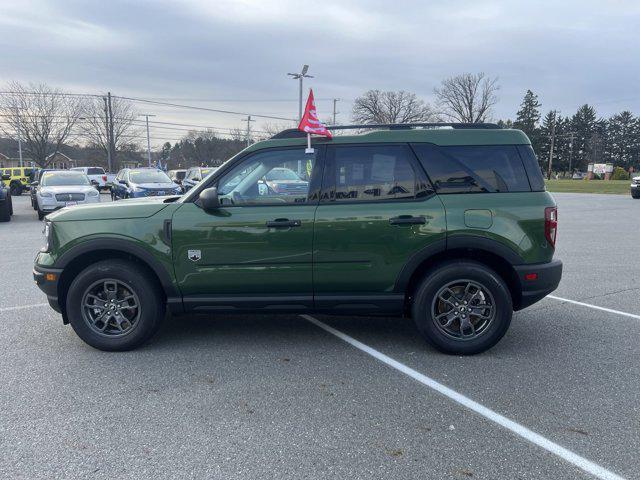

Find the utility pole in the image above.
[
  {"left": 107, "top": 92, "right": 116, "bottom": 171},
  {"left": 287, "top": 65, "right": 313, "bottom": 121},
  {"left": 567, "top": 131, "right": 575, "bottom": 173},
  {"left": 244, "top": 115, "right": 255, "bottom": 148},
  {"left": 547, "top": 111, "right": 557, "bottom": 180},
  {"left": 103, "top": 97, "right": 112, "bottom": 173},
  {"left": 332, "top": 98, "right": 340, "bottom": 125},
  {"left": 15, "top": 107, "right": 23, "bottom": 168},
  {"left": 139, "top": 114, "right": 156, "bottom": 167}
]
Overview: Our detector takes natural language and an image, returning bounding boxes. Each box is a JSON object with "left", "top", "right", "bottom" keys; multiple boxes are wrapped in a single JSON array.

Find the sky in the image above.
[{"left": 0, "top": 0, "right": 639, "bottom": 147}]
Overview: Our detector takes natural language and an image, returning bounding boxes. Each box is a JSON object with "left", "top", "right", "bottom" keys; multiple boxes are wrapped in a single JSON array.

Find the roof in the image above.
[{"left": 246, "top": 126, "right": 531, "bottom": 153}]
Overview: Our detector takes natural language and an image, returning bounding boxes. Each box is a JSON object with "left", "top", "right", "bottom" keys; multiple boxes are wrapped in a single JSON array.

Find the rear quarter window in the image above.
[{"left": 412, "top": 144, "right": 532, "bottom": 193}]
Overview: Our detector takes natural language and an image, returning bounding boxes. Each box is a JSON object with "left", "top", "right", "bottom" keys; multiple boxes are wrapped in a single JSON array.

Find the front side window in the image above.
[
  {"left": 216, "top": 148, "right": 316, "bottom": 206},
  {"left": 323, "top": 145, "right": 430, "bottom": 202},
  {"left": 412, "top": 144, "right": 531, "bottom": 193}
]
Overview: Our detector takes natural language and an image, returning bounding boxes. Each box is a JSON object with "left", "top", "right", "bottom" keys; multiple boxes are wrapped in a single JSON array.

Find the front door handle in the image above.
[
  {"left": 266, "top": 218, "right": 302, "bottom": 228},
  {"left": 389, "top": 215, "right": 427, "bottom": 225}
]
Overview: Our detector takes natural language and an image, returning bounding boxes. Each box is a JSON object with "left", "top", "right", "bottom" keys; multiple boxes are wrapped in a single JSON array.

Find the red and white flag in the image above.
[{"left": 298, "top": 89, "right": 332, "bottom": 139}]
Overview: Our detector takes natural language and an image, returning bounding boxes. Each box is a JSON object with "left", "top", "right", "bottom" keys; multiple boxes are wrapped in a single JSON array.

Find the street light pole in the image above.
[
  {"left": 287, "top": 65, "right": 313, "bottom": 121},
  {"left": 103, "top": 97, "right": 112, "bottom": 173},
  {"left": 15, "top": 107, "right": 23, "bottom": 168}
]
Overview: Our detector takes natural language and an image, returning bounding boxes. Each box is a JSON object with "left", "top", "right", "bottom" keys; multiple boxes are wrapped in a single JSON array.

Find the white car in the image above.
[
  {"left": 70, "top": 166, "right": 116, "bottom": 191},
  {"left": 35, "top": 170, "right": 101, "bottom": 220},
  {"left": 631, "top": 176, "right": 640, "bottom": 199}
]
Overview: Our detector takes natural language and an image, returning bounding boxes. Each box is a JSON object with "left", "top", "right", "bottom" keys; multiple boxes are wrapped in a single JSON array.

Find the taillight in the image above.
[
  {"left": 545, "top": 207, "right": 558, "bottom": 248},
  {"left": 102, "top": 175, "right": 107, "bottom": 182}
]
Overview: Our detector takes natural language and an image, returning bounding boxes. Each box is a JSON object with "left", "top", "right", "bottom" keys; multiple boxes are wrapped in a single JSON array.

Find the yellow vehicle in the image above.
[{"left": 0, "top": 166, "right": 34, "bottom": 196}]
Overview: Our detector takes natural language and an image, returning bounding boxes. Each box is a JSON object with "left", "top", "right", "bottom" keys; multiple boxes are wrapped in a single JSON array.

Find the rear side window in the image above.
[
  {"left": 516, "top": 145, "right": 545, "bottom": 191},
  {"left": 323, "top": 145, "right": 432, "bottom": 202},
  {"left": 412, "top": 144, "right": 532, "bottom": 193},
  {"left": 87, "top": 167, "right": 105, "bottom": 175},
  {"left": 12, "top": 169, "right": 20, "bottom": 176}
]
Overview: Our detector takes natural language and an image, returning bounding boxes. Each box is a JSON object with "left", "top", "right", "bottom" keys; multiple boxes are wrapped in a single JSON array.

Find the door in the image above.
[
  {"left": 313, "top": 144, "right": 446, "bottom": 311},
  {"left": 172, "top": 147, "right": 322, "bottom": 311}
]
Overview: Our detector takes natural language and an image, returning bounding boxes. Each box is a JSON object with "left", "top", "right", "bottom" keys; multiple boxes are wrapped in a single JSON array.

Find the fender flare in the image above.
[
  {"left": 394, "top": 235, "right": 524, "bottom": 293},
  {"left": 55, "top": 237, "right": 180, "bottom": 300}
]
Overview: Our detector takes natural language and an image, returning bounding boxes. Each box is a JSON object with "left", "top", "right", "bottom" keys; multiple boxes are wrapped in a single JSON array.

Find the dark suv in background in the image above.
[
  {"left": 34, "top": 123, "right": 561, "bottom": 354},
  {"left": 182, "top": 167, "right": 217, "bottom": 192}
]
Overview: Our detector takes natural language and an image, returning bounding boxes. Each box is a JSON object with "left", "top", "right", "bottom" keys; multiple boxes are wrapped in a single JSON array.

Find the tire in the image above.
[
  {"left": 412, "top": 260, "right": 513, "bottom": 355},
  {"left": 66, "top": 259, "right": 165, "bottom": 351},
  {"left": 0, "top": 199, "right": 10, "bottom": 222},
  {"left": 10, "top": 182, "right": 22, "bottom": 196},
  {"left": 37, "top": 207, "right": 45, "bottom": 221},
  {"left": 631, "top": 192, "right": 640, "bottom": 199},
  {"left": 8, "top": 195, "right": 12, "bottom": 216}
]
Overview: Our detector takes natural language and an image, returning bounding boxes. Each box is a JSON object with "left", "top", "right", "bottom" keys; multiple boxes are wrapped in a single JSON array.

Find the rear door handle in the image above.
[
  {"left": 389, "top": 215, "right": 427, "bottom": 225},
  {"left": 266, "top": 218, "right": 302, "bottom": 228}
]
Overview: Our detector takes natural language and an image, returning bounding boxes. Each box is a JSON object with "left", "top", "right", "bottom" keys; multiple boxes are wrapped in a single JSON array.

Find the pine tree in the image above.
[
  {"left": 570, "top": 104, "right": 597, "bottom": 172},
  {"left": 513, "top": 90, "right": 543, "bottom": 155},
  {"left": 605, "top": 111, "right": 639, "bottom": 169}
]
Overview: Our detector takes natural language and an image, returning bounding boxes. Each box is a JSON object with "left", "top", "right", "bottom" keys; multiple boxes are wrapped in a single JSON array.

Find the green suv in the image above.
[{"left": 34, "top": 123, "right": 562, "bottom": 354}]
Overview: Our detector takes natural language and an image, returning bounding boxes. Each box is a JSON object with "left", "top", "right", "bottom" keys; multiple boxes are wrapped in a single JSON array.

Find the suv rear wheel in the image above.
[
  {"left": 66, "top": 259, "right": 165, "bottom": 351},
  {"left": 9, "top": 182, "right": 22, "bottom": 196},
  {"left": 412, "top": 260, "right": 513, "bottom": 355}
]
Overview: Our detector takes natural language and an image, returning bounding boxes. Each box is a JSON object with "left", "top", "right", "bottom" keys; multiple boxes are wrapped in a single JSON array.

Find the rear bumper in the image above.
[
  {"left": 33, "top": 265, "right": 64, "bottom": 315},
  {"left": 514, "top": 259, "right": 563, "bottom": 310}
]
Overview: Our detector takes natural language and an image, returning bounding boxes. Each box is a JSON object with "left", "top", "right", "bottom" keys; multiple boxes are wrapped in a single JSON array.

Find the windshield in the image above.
[
  {"left": 265, "top": 168, "right": 300, "bottom": 181},
  {"left": 129, "top": 170, "right": 171, "bottom": 184},
  {"left": 42, "top": 172, "right": 91, "bottom": 187}
]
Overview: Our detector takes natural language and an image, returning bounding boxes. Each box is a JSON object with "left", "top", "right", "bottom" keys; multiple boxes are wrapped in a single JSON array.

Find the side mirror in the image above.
[
  {"left": 199, "top": 187, "right": 220, "bottom": 211},
  {"left": 91, "top": 179, "right": 99, "bottom": 186},
  {"left": 193, "top": 177, "right": 201, "bottom": 182},
  {"left": 118, "top": 179, "right": 127, "bottom": 185},
  {"left": 31, "top": 181, "right": 39, "bottom": 186}
]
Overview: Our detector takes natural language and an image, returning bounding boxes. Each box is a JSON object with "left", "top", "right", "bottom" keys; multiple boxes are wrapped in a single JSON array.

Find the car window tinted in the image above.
[
  {"left": 412, "top": 144, "right": 531, "bottom": 193},
  {"left": 87, "top": 167, "right": 105, "bottom": 175},
  {"left": 129, "top": 170, "right": 171, "bottom": 183},
  {"left": 323, "top": 145, "right": 429, "bottom": 202},
  {"left": 516, "top": 145, "right": 545, "bottom": 191},
  {"left": 217, "top": 148, "right": 315, "bottom": 206},
  {"left": 42, "top": 173, "right": 91, "bottom": 186}
]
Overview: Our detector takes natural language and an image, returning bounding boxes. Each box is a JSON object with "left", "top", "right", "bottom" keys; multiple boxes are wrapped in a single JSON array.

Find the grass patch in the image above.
[{"left": 545, "top": 179, "right": 631, "bottom": 195}]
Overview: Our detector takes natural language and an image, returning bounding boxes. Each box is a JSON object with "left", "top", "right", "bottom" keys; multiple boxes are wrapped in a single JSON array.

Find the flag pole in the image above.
[{"left": 305, "top": 132, "right": 314, "bottom": 154}]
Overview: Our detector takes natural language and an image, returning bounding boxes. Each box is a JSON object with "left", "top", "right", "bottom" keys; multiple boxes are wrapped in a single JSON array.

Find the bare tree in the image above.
[
  {"left": 258, "top": 121, "right": 297, "bottom": 140},
  {"left": 434, "top": 72, "right": 499, "bottom": 123},
  {"left": 80, "top": 95, "right": 140, "bottom": 158},
  {"left": 352, "top": 90, "right": 435, "bottom": 124},
  {"left": 0, "top": 82, "right": 84, "bottom": 167}
]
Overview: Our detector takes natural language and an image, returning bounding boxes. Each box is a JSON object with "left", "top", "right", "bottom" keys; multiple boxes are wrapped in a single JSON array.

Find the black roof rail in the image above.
[{"left": 270, "top": 122, "right": 500, "bottom": 139}]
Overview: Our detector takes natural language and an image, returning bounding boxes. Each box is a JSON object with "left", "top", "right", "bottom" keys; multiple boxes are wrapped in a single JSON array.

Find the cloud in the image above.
[{"left": 0, "top": 0, "right": 638, "bottom": 143}]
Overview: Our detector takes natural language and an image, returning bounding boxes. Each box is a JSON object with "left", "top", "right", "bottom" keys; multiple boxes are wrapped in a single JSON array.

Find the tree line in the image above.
[{"left": 2, "top": 77, "right": 637, "bottom": 175}]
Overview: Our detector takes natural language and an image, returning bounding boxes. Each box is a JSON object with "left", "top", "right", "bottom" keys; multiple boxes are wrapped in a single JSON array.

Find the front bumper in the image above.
[
  {"left": 33, "top": 265, "right": 64, "bottom": 316},
  {"left": 514, "top": 259, "right": 563, "bottom": 310}
]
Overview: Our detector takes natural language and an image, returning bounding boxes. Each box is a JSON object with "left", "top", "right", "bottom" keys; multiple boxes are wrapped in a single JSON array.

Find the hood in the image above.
[
  {"left": 48, "top": 196, "right": 175, "bottom": 222},
  {"left": 41, "top": 185, "right": 98, "bottom": 194},
  {"left": 131, "top": 182, "right": 179, "bottom": 190}
]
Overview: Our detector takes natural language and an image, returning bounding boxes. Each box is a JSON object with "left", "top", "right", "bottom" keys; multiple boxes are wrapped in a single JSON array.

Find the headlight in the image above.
[
  {"left": 87, "top": 189, "right": 99, "bottom": 196},
  {"left": 41, "top": 221, "right": 52, "bottom": 252},
  {"left": 40, "top": 191, "right": 52, "bottom": 198}
]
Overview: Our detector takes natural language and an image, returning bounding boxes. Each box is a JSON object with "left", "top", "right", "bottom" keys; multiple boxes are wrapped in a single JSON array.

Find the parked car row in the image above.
[{"left": 32, "top": 170, "right": 102, "bottom": 220}]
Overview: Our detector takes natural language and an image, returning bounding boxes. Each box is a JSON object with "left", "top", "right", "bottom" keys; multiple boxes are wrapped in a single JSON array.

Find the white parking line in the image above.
[
  {"left": 0, "top": 303, "right": 49, "bottom": 313},
  {"left": 301, "top": 314, "right": 626, "bottom": 480},
  {"left": 548, "top": 295, "right": 640, "bottom": 320}
]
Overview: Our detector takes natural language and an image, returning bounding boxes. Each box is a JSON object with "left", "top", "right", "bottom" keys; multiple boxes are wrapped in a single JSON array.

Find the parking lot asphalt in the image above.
[{"left": 0, "top": 192, "right": 638, "bottom": 480}]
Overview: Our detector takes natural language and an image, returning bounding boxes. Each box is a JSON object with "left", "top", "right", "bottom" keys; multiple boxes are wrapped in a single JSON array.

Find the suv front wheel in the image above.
[
  {"left": 412, "top": 260, "right": 513, "bottom": 355},
  {"left": 66, "top": 260, "right": 165, "bottom": 351}
]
